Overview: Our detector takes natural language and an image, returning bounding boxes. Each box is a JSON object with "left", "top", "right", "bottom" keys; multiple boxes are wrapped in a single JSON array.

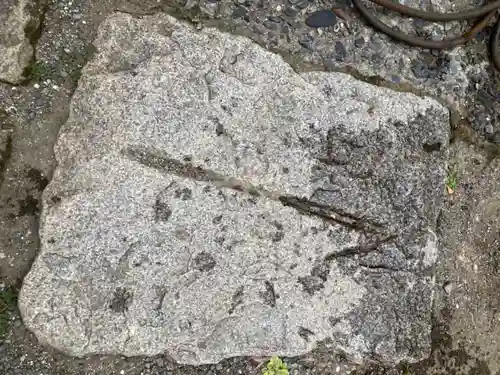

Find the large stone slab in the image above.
[
  {"left": 0, "top": 0, "right": 40, "bottom": 84},
  {"left": 19, "top": 12, "right": 450, "bottom": 365}
]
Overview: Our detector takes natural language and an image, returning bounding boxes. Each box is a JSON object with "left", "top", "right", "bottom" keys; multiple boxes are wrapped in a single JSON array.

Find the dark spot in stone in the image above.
[
  {"left": 183, "top": 155, "right": 192, "bottom": 162},
  {"left": 48, "top": 238, "right": 56, "bottom": 244},
  {"left": 248, "top": 187, "right": 260, "bottom": 197},
  {"left": 272, "top": 221, "right": 283, "bottom": 230},
  {"left": 290, "top": 263, "right": 297, "bottom": 269},
  {"left": 175, "top": 187, "right": 192, "bottom": 200},
  {"left": 154, "top": 198, "right": 172, "bottom": 222},
  {"left": 110, "top": 287, "right": 132, "bottom": 313},
  {"left": 216, "top": 236, "right": 225, "bottom": 245},
  {"left": 423, "top": 142, "right": 442, "bottom": 152},
  {"left": 322, "top": 85, "right": 334, "bottom": 97},
  {"left": 50, "top": 195, "right": 61, "bottom": 204},
  {"left": 272, "top": 231, "right": 285, "bottom": 242},
  {"left": 203, "top": 185, "right": 211, "bottom": 193},
  {"left": 247, "top": 197, "right": 257, "bottom": 204},
  {"left": 194, "top": 252, "right": 216, "bottom": 271},
  {"left": 298, "top": 275, "right": 325, "bottom": 295},
  {"left": 260, "top": 281, "right": 277, "bottom": 307},
  {"left": 212, "top": 215, "right": 223, "bottom": 224},
  {"left": 298, "top": 326, "right": 315, "bottom": 341},
  {"left": 329, "top": 316, "right": 341, "bottom": 327},
  {"left": 228, "top": 286, "right": 244, "bottom": 315},
  {"left": 305, "top": 9, "right": 337, "bottom": 28},
  {"left": 197, "top": 341, "right": 207, "bottom": 349},
  {"left": 391, "top": 75, "right": 401, "bottom": 83},
  {"left": 18, "top": 195, "right": 39, "bottom": 216},
  {"left": 334, "top": 41, "right": 347, "bottom": 62},
  {"left": 354, "top": 37, "right": 365, "bottom": 48},
  {"left": 215, "top": 122, "right": 224, "bottom": 136},
  {"left": 282, "top": 166, "right": 289, "bottom": 173},
  {"left": 231, "top": 6, "right": 247, "bottom": 18},
  {"left": 310, "top": 226, "right": 319, "bottom": 235},
  {"left": 27, "top": 168, "right": 49, "bottom": 191},
  {"left": 311, "top": 262, "right": 330, "bottom": 281}
]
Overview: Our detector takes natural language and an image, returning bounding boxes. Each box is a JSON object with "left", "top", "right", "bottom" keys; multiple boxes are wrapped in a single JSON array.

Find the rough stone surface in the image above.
[
  {"left": 19, "top": 12, "right": 450, "bottom": 366},
  {"left": 0, "top": 0, "right": 41, "bottom": 84}
]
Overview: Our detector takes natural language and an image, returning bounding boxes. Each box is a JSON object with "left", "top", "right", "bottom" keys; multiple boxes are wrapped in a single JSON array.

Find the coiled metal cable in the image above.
[{"left": 351, "top": 0, "right": 500, "bottom": 72}]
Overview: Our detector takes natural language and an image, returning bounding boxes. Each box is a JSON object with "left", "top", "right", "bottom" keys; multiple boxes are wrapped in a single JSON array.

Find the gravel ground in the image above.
[{"left": 1, "top": 0, "right": 500, "bottom": 374}]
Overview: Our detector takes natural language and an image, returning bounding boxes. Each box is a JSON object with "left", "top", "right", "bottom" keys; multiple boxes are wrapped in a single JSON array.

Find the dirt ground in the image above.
[{"left": 1, "top": 0, "right": 500, "bottom": 374}]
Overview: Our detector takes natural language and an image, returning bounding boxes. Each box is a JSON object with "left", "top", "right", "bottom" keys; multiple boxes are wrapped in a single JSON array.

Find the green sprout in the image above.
[
  {"left": 263, "top": 356, "right": 289, "bottom": 375},
  {"left": 446, "top": 168, "right": 457, "bottom": 193}
]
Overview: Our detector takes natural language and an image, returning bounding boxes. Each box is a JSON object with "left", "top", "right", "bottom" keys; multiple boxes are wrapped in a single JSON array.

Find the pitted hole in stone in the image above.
[
  {"left": 193, "top": 252, "right": 216, "bottom": 272},
  {"left": 422, "top": 142, "right": 442, "bottom": 153},
  {"left": 109, "top": 287, "right": 132, "bottom": 313}
]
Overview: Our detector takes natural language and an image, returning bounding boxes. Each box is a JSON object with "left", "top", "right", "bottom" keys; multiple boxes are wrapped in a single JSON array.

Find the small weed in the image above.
[
  {"left": 262, "top": 356, "right": 289, "bottom": 375},
  {"left": 26, "top": 60, "right": 52, "bottom": 81},
  {"left": 401, "top": 361, "right": 410, "bottom": 375},
  {"left": 0, "top": 286, "right": 18, "bottom": 339},
  {"left": 446, "top": 168, "right": 458, "bottom": 194}
]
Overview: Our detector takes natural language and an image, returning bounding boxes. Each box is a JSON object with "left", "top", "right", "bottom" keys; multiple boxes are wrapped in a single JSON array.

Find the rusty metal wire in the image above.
[{"left": 351, "top": 0, "right": 500, "bottom": 72}]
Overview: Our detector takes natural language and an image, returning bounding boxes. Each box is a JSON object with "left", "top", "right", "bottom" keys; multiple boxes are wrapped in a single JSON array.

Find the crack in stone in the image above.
[
  {"left": 279, "top": 195, "right": 387, "bottom": 235},
  {"left": 122, "top": 145, "right": 392, "bottom": 237},
  {"left": 298, "top": 234, "right": 396, "bottom": 295}
]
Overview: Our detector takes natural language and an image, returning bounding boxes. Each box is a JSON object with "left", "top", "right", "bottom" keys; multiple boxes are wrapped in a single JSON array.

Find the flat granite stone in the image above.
[
  {"left": 0, "top": 0, "right": 40, "bottom": 84},
  {"left": 19, "top": 12, "right": 450, "bottom": 365}
]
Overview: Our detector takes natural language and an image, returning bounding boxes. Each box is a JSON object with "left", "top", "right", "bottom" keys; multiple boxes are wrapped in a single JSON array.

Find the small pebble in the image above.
[
  {"left": 72, "top": 13, "right": 82, "bottom": 20},
  {"left": 298, "top": 35, "right": 315, "bottom": 50},
  {"left": 491, "top": 130, "right": 500, "bottom": 144},
  {"left": 263, "top": 20, "right": 280, "bottom": 31},
  {"left": 284, "top": 6, "right": 299, "bottom": 17},
  {"left": 484, "top": 124, "right": 494, "bottom": 135},
  {"left": 231, "top": 6, "right": 246, "bottom": 18},
  {"left": 34, "top": 83, "right": 40, "bottom": 89},
  {"left": 443, "top": 282, "right": 453, "bottom": 294},
  {"left": 354, "top": 37, "right": 365, "bottom": 48},
  {"left": 334, "top": 41, "right": 347, "bottom": 61},
  {"left": 305, "top": 9, "right": 337, "bottom": 28},
  {"left": 295, "top": 0, "right": 311, "bottom": 9}
]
